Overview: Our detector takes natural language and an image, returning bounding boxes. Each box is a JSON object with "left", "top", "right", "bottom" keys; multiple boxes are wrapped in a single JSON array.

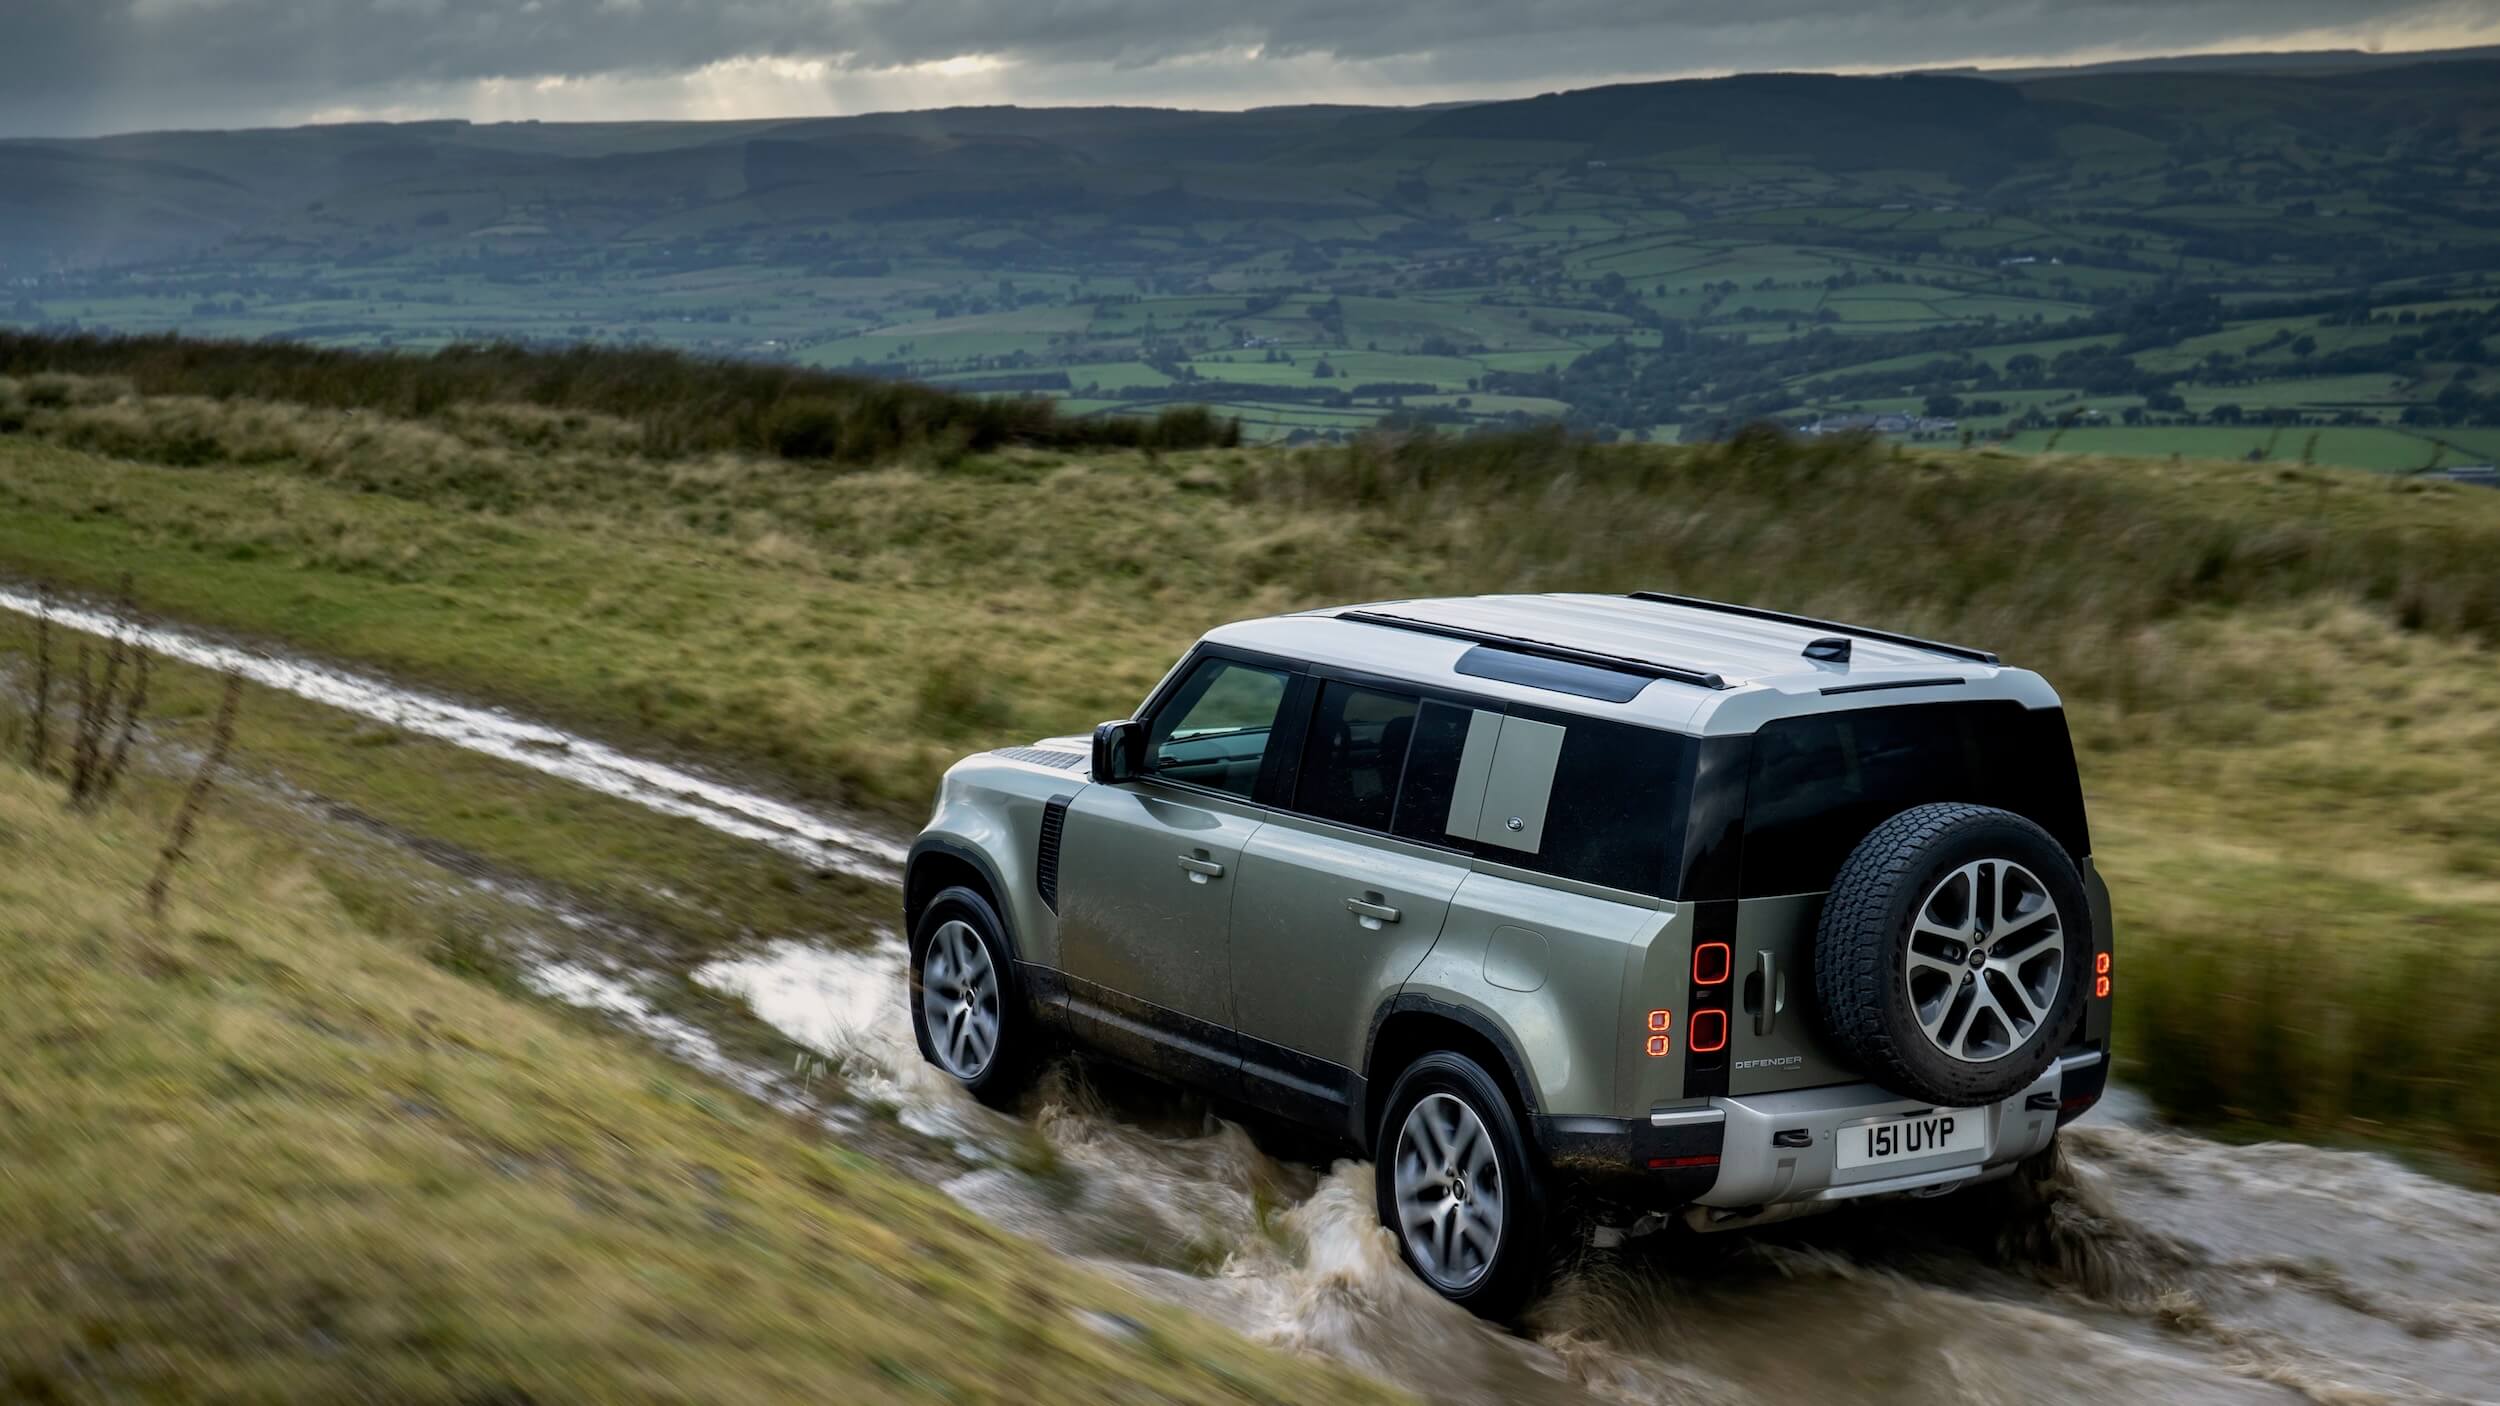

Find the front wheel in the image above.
[
  {"left": 1373, "top": 1051, "right": 1549, "bottom": 1319},
  {"left": 908, "top": 886, "right": 1040, "bottom": 1107}
]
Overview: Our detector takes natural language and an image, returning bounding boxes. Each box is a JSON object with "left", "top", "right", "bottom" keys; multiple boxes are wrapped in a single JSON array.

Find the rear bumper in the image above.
[{"left": 1536, "top": 1049, "right": 2102, "bottom": 1210}]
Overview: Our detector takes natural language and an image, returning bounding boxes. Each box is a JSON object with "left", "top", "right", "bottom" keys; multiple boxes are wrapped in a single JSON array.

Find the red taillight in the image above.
[
  {"left": 1648, "top": 1154, "right": 1721, "bottom": 1171},
  {"left": 1688, "top": 1009, "right": 1728, "bottom": 1053},
  {"left": 1692, "top": 942, "right": 1731, "bottom": 985},
  {"left": 2095, "top": 952, "right": 2113, "bottom": 999}
]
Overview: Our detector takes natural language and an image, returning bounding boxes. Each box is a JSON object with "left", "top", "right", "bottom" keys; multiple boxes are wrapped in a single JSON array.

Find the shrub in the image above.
[{"left": 0, "top": 333, "right": 1235, "bottom": 467}]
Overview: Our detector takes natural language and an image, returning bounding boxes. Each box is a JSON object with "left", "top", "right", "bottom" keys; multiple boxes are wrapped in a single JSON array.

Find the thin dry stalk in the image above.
[
  {"left": 75, "top": 576, "right": 149, "bottom": 807},
  {"left": 25, "top": 588, "right": 53, "bottom": 770},
  {"left": 67, "top": 641, "right": 97, "bottom": 793},
  {"left": 70, "top": 609, "right": 130, "bottom": 805},
  {"left": 145, "top": 673, "right": 243, "bottom": 921},
  {"left": 91, "top": 652, "right": 151, "bottom": 804}
]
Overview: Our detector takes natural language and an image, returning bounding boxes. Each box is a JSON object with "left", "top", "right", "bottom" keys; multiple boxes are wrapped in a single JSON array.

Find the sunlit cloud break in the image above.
[{"left": 5, "top": 0, "right": 2499, "bottom": 135}]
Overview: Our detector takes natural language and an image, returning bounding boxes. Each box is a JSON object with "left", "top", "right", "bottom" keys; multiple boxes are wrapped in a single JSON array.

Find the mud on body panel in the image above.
[
  {"left": 1398, "top": 863, "right": 1670, "bottom": 1122},
  {"left": 912, "top": 751, "right": 1085, "bottom": 972}
]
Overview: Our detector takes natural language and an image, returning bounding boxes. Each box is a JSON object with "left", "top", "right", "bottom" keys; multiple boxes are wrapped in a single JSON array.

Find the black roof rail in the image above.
[
  {"left": 1337, "top": 610, "right": 1730, "bottom": 690},
  {"left": 1624, "top": 592, "right": 2000, "bottom": 666}
]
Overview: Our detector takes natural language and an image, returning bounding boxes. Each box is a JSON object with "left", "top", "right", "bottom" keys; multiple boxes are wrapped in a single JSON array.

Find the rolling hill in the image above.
[{"left": 3, "top": 55, "right": 2496, "bottom": 465}]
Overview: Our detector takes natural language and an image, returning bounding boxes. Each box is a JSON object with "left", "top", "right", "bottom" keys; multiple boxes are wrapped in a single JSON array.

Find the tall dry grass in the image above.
[{"left": 0, "top": 758, "right": 1392, "bottom": 1404}]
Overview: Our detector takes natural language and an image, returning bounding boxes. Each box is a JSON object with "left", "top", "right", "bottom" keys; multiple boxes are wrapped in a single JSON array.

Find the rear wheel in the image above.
[
  {"left": 1373, "top": 1051, "right": 1548, "bottom": 1319},
  {"left": 909, "top": 886, "right": 1040, "bottom": 1107}
]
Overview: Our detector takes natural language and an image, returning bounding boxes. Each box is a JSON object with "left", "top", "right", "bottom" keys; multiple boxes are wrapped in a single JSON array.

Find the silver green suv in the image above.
[{"left": 906, "top": 593, "right": 2114, "bottom": 1315}]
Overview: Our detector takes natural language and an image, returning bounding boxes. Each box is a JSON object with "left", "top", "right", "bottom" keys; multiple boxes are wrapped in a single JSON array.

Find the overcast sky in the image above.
[{"left": 6, "top": 0, "right": 2496, "bottom": 139}]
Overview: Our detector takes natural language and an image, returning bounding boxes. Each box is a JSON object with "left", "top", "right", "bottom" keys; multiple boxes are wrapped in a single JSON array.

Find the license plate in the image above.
[{"left": 1836, "top": 1110, "right": 1986, "bottom": 1170}]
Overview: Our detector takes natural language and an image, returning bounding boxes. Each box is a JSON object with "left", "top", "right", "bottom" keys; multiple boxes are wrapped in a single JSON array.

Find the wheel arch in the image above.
[
  {"left": 905, "top": 837, "right": 1022, "bottom": 964},
  {"left": 1361, "top": 995, "right": 1540, "bottom": 1157}
]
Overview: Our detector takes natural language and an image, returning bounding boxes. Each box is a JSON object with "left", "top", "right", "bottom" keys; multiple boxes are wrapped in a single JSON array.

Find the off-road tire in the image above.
[
  {"left": 1814, "top": 803, "right": 2090, "bottom": 1107},
  {"left": 1373, "top": 1051, "right": 1550, "bottom": 1320},
  {"left": 908, "top": 885, "right": 1042, "bottom": 1108}
]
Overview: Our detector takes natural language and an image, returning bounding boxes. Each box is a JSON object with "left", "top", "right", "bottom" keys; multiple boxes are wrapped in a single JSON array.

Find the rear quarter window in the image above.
[
  {"left": 1740, "top": 701, "right": 2089, "bottom": 898},
  {"left": 1397, "top": 701, "right": 1695, "bottom": 896}
]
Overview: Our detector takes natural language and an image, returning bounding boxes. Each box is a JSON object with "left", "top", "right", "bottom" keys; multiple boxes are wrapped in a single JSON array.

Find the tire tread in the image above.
[{"left": 1811, "top": 803, "right": 2086, "bottom": 1106}]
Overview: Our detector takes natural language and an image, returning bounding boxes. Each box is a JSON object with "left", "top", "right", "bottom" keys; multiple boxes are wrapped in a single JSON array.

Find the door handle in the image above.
[
  {"left": 1177, "top": 855, "right": 1226, "bottom": 883},
  {"left": 1346, "top": 897, "right": 1403, "bottom": 926},
  {"left": 1754, "top": 949, "right": 1779, "bottom": 1037}
]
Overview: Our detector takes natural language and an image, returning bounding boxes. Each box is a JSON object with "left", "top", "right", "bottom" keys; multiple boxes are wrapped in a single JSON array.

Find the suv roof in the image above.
[{"left": 1201, "top": 592, "right": 2059, "bottom": 736}]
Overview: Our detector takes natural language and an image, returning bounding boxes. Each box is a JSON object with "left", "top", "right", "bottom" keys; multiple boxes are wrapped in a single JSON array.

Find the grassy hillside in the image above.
[
  {"left": 0, "top": 759, "right": 1401, "bottom": 1403},
  {"left": 1, "top": 347, "right": 2498, "bottom": 1178},
  {"left": 3, "top": 62, "right": 2496, "bottom": 465}
]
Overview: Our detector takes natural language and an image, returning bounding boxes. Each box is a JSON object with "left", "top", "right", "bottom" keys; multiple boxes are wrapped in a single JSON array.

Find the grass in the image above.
[
  {"left": 2, "top": 361, "right": 2499, "bottom": 1175},
  {"left": 0, "top": 760, "right": 1400, "bottom": 1404},
  {"left": 0, "top": 610, "right": 888, "bottom": 966}
]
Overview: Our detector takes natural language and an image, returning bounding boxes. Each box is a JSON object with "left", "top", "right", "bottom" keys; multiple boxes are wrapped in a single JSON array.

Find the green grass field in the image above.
[{"left": 3, "top": 352, "right": 2499, "bottom": 1182}]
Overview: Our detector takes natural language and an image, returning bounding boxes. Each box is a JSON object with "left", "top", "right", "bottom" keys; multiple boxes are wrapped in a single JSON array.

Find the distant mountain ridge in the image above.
[
  {"left": 3, "top": 54, "right": 2493, "bottom": 274},
  {"left": 1915, "top": 41, "right": 2500, "bottom": 81}
]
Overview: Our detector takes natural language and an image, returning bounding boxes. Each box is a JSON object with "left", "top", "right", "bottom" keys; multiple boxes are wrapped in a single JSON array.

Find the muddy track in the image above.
[
  {"left": 9, "top": 589, "right": 2498, "bottom": 1405},
  {"left": 0, "top": 583, "right": 905, "bottom": 882}
]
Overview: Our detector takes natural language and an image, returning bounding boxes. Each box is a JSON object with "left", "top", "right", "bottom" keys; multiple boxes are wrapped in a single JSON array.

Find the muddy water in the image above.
[
  {"left": 16, "top": 588, "right": 2498, "bottom": 1402},
  {"left": 0, "top": 586, "right": 902, "bottom": 882},
  {"left": 700, "top": 941, "right": 2500, "bottom": 1406}
]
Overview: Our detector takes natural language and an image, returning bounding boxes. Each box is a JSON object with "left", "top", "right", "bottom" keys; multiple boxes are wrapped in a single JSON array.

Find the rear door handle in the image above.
[
  {"left": 1346, "top": 897, "right": 1402, "bottom": 926},
  {"left": 1755, "top": 948, "right": 1779, "bottom": 1037},
  {"left": 1177, "top": 855, "right": 1226, "bottom": 883}
]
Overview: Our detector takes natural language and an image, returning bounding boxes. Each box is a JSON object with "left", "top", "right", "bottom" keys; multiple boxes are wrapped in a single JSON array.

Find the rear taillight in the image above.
[
  {"left": 1687, "top": 944, "right": 1732, "bottom": 1054},
  {"left": 1692, "top": 942, "right": 1731, "bottom": 985},
  {"left": 1648, "top": 1154, "right": 1721, "bottom": 1171},
  {"left": 1688, "top": 1008, "right": 1728, "bottom": 1053}
]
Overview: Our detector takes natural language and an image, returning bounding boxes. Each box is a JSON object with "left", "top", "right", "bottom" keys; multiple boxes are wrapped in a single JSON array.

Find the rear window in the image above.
[{"left": 1739, "top": 702, "right": 2089, "bottom": 898}]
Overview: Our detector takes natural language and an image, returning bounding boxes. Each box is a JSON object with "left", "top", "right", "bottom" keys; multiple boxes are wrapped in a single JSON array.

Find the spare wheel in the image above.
[{"left": 1812, "top": 802, "right": 2091, "bottom": 1107}]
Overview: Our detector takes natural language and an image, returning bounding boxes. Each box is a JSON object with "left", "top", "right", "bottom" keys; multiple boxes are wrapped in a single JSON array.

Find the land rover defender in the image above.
[{"left": 905, "top": 592, "right": 2113, "bottom": 1314}]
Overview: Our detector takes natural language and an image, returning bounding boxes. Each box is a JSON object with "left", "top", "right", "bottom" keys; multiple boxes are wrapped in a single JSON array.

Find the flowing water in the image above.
[
  {"left": 701, "top": 939, "right": 2500, "bottom": 1406},
  {"left": 11, "top": 587, "right": 2499, "bottom": 1404}
]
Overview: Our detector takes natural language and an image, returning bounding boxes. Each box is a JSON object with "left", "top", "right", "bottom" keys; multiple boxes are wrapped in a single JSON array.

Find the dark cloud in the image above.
[{"left": 2, "top": 0, "right": 2488, "bottom": 137}]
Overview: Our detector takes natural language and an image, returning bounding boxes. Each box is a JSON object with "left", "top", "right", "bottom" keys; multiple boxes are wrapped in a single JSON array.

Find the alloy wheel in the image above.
[
  {"left": 921, "top": 918, "right": 1002, "bottom": 1079},
  {"left": 1902, "top": 858, "right": 2066, "bottom": 1064},
  {"left": 1392, "top": 1091, "right": 1506, "bottom": 1290}
]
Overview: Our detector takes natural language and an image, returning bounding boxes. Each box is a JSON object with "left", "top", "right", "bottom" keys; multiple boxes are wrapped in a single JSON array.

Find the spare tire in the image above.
[{"left": 1813, "top": 803, "right": 2090, "bottom": 1107}]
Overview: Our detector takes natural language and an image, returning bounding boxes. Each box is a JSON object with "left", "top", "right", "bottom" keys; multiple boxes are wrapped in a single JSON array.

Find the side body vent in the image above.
[
  {"left": 994, "top": 746, "right": 1088, "bottom": 770},
  {"left": 1035, "top": 795, "right": 1073, "bottom": 912}
]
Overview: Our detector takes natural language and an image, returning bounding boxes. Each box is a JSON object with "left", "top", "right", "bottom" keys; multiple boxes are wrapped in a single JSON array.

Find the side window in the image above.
[
  {"left": 1143, "top": 657, "right": 1291, "bottom": 799},
  {"left": 1394, "top": 701, "right": 1693, "bottom": 896},
  {"left": 1295, "top": 681, "right": 1422, "bottom": 831},
  {"left": 1392, "top": 701, "right": 1477, "bottom": 844}
]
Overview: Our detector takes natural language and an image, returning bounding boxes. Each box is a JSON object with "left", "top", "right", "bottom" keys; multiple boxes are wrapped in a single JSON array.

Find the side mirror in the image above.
[{"left": 1091, "top": 719, "right": 1144, "bottom": 782}]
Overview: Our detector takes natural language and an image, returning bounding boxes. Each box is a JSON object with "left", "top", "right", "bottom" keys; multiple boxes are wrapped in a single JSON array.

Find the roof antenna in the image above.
[{"left": 1803, "top": 636, "right": 1852, "bottom": 664}]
